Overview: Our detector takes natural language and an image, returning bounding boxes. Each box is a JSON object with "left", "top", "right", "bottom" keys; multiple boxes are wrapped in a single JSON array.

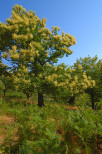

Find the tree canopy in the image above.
[
  {"left": 0, "top": 4, "right": 76, "bottom": 106},
  {"left": 75, "top": 56, "right": 102, "bottom": 109},
  {"left": 0, "top": 5, "right": 98, "bottom": 108}
]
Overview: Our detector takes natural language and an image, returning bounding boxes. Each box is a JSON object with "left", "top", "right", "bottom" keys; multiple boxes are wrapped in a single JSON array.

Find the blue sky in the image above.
[{"left": 0, "top": 0, "right": 102, "bottom": 66}]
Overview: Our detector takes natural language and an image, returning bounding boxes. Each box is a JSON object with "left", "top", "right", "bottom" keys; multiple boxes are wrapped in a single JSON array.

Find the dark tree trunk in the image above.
[
  {"left": 86, "top": 88, "right": 95, "bottom": 109},
  {"left": 91, "top": 92, "right": 95, "bottom": 109},
  {"left": 26, "top": 93, "right": 31, "bottom": 101},
  {"left": 92, "top": 100, "right": 95, "bottom": 109},
  {"left": 38, "top": 92, "right": 44, "bottom": 107},
  {"left": 4, "top": 89, "right": 6, "bottom": 97},
  {"left": 68, "top": 96, "right": 75, "bottom": 105},
  {"left": 89, "top": 88, "right": 95, "bottom": 109}
]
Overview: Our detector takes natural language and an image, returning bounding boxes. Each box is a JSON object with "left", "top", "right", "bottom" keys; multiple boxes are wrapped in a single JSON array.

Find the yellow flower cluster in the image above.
[
  {"left": 41, "top": 33, "right": 46, "bottom": 37},
  {"left": 17, "top": 73, "right": 21, "bottom": 77},
  {"left": 54, "top": 67, "right": 57, "bottom": 71},
  {"left": 18, "top": 65, "right": 28, "bottom": 73},
  {"left": 53, "top": 81, "right": 58, "bottom": 86},
  {"left": 51, "top": 26, "right": 60, "bottom": 33},
  {"left": 45, "top": 76, "right": 52, "bottom": 82},
  {"left": 30, "top": 57, "right": 34, "bottom": 62},
  {"left": 31, "top": 41, "right": 43, "bottom": 50},
  {"left": 58, "top": 74, "right": 63, "bottom": 78},
  {"left": 12, "top": 33, "right": 28, "bottom": 41},
  {"left": 20, "top": 48, "right": 37, "bottom": 59},
  {"left": 51, "top": 74, "right": 57, "bottom": 79},
  {"left": 26, "top": 11, "right": 33, "bottom": 17},
  {"left": 5, "top": 24, "right": 18, "bottom": 32},
  {"left": 22, "top": 79, "right": 30, "bottom": 84},
  {"left": 54, "top": 26, "right": 59, "bottom": 31},
  {"left": 70, "top": 35, "right": 76, "bottom": 44},
  {"left": 62, "top": 31, "right": 65, "bottom": 36},
  {"left": 61, "top": 33, "right": 76, "bottom": 47},
  {"left": 29, "top": 42, "right": 34, "bottom": 49},
  {"left": 22, "top": 16, "right": 29, "bottom": 25},
  {"left": 77, "top": 64, "right": 83, "bottom": 70},
  {"left": 12, "top": 45, "right": 17, "bottom": 53},
  {"left": 58, "top": 66, "right": 63, "bottom": 70},
  {"left": 45, "top": 63, "right": 51, "bottom": 67},
  {"left": 69, "top": 81, "right": 76, "bottom": 89},
  {"left": 28, "top": 33, "right": 33, "bottom": 39},
  {"left": 12, "top": 4, "right": 24, "bottom": 12},
  {"left": 82, "top": 72, "right": 87, "bottom": 79},
  {"left": 12, "top": 11, "right": 23, "bottom": 23},
  {"left": 90, "top": 80, "right": 95, "bottom": 87},
  {"left": 82, "top": 83, "right": 88, "bottom": 89},
  {"left": 23, "top": 67, "right": 28, "bottom": 73},
  {"left": 67, "top": 74, "right": 72, "bottom": 80},
  {"left": 42, "top": 18, "right": 47, "bottom": 25},
  {"left": 11, "top": 53, "right": 19, "bottom": 60},
  {"left": 65, "top": 79, "right": 69, "bottom": 84},
  {"left": 58, "top": 82, "right": 65, "bottom": 87},
  {"left": 38, "top": 74, "right": 43, "bottom": 78},
  {"left": 3, "top": 53, "right": 8, "bottom": 58},
  {"left": 14, "top": 77, "right": 19, "bottom": 83},
  {"left": 53, "top": 35, "right": 61, "bottom": 41},
  {"left": 68, "top": 68, "right": 73, "bottom": 72},
  {"left": 62, "top": 47, "right": 69, "bottom": 53},
  {"left": 86, "top": 80, "right": 91, "bottom": 87},
  {"left": 41, "top": 28, "right": 51, "bottom": 36},
  {"left": 74, "top": 75, "right": 78, "bottom": 82}
]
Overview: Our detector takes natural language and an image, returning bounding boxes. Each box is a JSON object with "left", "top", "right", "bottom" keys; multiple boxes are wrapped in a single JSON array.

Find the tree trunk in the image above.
[
  {"left": 26, "top": 94, "right": 31, "bottom": 101},
  {"left": 4, "top": 89, "right": 6, "bottom": 97},
  {"left": 68, "top": 96, "right": 75, "bottom": 105},
  {"left": 38, "top": 92, "right": 44, "bottom": 107},
  {"left": 91, "top": 93, "right": 95, "bottom": 109},
  {"left": 89, "top": 89, "right": 95, "bottom": 109}
]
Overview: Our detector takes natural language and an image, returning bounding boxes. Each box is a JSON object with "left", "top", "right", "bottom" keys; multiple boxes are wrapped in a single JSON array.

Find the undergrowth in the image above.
[{"left": 0, "top": 96, "right": 102, "bottom": 153}]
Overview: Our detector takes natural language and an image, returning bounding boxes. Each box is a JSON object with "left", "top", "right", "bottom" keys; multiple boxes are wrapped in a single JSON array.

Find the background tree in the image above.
[
  {"left": 0, "top": 60, "right": 13, "bottom": 96},
  {"left": 0, "top": 5, "right": 76, "bottom": 107},
  {"left": 42, "top": 63, "right": 95, "bottom": 105},
  {"left": 75, "top": 55, "right": 102, "bottom": 109}
]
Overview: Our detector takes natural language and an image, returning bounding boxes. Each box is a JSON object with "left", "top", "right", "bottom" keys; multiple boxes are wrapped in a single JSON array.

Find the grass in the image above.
[{"left": 0, "top": 91, "right": 102, "bottom": 153}]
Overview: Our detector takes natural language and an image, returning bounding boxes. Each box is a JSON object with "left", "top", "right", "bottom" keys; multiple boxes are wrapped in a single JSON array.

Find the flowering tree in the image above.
[
  {"left": 12, "top": 65, "right": 37, "bottom": 100},
  {"left": 0, "top": 5, "right": 76, "bottom": 106},
  {"left": 43, "top": 63, "right": 95, "bottom": 105},
  {"left": 0, "top": 60, "right": 13, "bottom": 96},
  {"left": 75, "top": 56, "right": 102, "bottom": 109}
]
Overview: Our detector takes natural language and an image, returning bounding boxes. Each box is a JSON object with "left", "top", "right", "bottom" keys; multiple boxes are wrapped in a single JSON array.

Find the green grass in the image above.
[{"left": 0, "top": 92, "right": 102, "bottom": 153}]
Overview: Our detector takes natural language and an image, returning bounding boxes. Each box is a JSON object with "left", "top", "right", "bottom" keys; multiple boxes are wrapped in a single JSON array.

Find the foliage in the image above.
[
  {"left": 0, "top": 4, "right": 76, "bottom": 106},
  {"left": 74, "top": 93, "right": 91, "bottom": 107},
  {"left": 0, "top": 5, "right": 98, "bottom": 108},
  {"left": 0, "top": 60, "right": 13, "bottom": 96},
  {"left": 0, "top": 93, "right": 102, "bottom": 153},
  {"left": 46, "top": 63, "right": 95, "bottom": 105},
  {"left": 75, "top": 55, "right": 102, "bottom": 109}
]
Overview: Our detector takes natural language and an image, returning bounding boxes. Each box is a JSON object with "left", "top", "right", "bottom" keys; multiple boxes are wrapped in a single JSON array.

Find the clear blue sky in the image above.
[{"left": 0, "top": 0, "right": 102, "bottom": 66}]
